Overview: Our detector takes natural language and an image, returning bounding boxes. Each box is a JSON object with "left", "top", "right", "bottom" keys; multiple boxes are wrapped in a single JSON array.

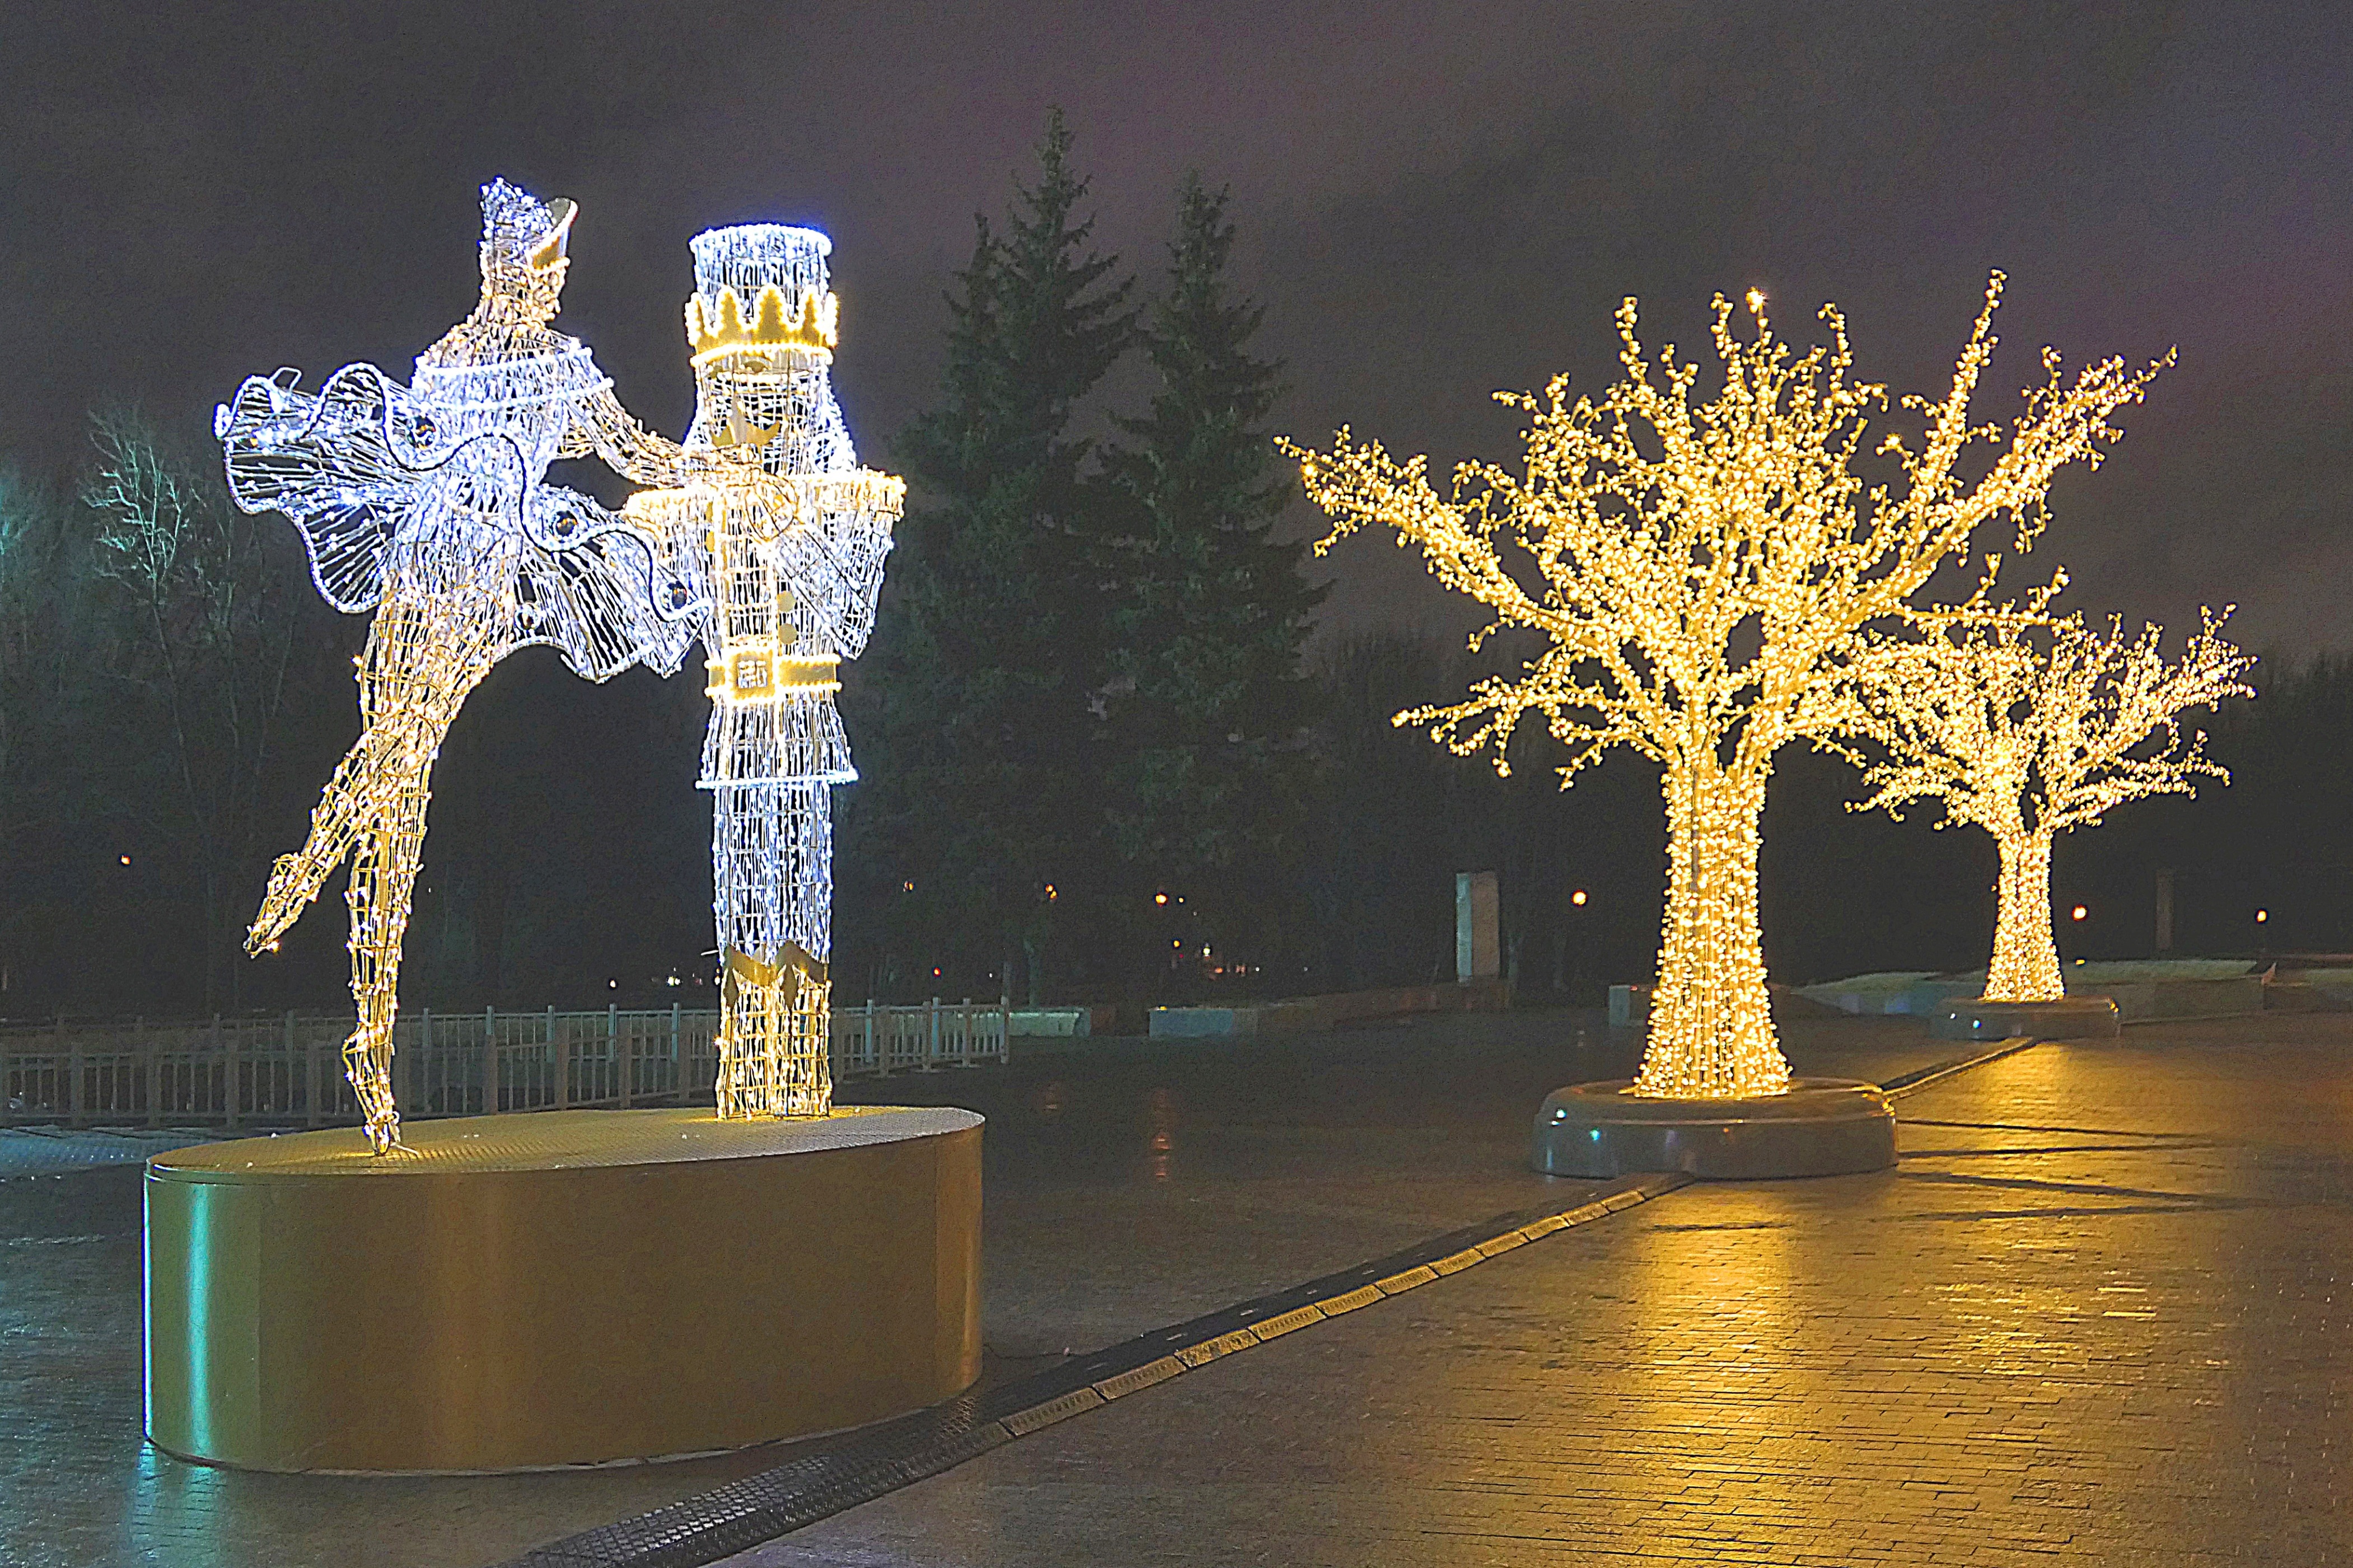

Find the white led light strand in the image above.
[{"left": 219, "top": 181, "right": 704, "bottom": 1152}]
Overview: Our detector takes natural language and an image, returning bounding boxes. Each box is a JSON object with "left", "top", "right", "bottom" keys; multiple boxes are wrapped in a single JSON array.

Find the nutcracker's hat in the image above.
[{"left": 685, "top": 225, "right": 837, "bottom": 364}]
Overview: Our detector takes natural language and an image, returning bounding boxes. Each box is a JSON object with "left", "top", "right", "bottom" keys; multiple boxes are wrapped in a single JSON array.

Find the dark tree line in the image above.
[
  {"left": 2, "top": 112, "right": 2344, "bottom": 1024},
  {"left": 841, "top": 111, "right": 1323, "bottom": 1009},
  {"left": 2076, "top": 652, "right": 2353, "bottom": 962},
  {"left": 0, "top": 415, "right": 352, "bottom": 1017}
]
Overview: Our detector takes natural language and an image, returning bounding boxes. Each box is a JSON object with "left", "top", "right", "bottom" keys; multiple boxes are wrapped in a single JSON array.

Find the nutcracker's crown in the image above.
[
  {"left": 685, "top": 224, "right": 838, "bottom": 366},
  {"left": 686, "top": 284, "right": 838, "bottom": 363}
]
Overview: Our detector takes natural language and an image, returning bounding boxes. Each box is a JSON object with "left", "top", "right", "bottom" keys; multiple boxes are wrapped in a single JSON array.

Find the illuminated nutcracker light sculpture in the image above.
[
  {"left": 1288, "top": 277, "right": 2167, "bottom": 1176},
  {"left": 152, "top": 206, "right": 975, "bottom": 1481},
  {"left": 1837, "top": 609, "right": 2251, "bottom": 1035},
  {"left": 625, "top": 226, "right": 901, "bottom": 1118},
  {"left": 217, "top": 181, "right": 699, "bottom": 1152}
]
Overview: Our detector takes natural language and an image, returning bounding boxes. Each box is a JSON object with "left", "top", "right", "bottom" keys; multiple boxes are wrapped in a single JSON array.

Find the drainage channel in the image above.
[
  {"left": 492, "top": 1171, "right": 1686, "bottom": 1568},
  {"left": 495, "top": 1038, "right": 2036, "bottom": 1568},
  {"left": 1881, "top": 1036, "right": 2038, "bottom": 1099}
]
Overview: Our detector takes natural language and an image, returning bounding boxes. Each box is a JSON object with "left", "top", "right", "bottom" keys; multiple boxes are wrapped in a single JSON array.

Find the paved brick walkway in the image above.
[
  {"left": 0, "top": 1126, "right": 224, "bottom": 1178},
  {"left": 729, "top": 1018, "right": 2353, "bottom": 1567},
  {"left": 15, "top": 1011, "right": 2344, "bottom": 1566},
  {"left": 2, "top": 1007, "right": 1695, "bottom": 1568}
]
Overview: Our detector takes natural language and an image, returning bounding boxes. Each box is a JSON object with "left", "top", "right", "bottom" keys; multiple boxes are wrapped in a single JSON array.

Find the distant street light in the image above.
[
  {"left": 2070, "top": 905, "right": 2088, "bottom": 923},
  {"left": 1570, "top": 889, "right": 1589, "bottom": 906},
  {"left": 2256, "top": 909, "right": 2269, "bottom": 924}
]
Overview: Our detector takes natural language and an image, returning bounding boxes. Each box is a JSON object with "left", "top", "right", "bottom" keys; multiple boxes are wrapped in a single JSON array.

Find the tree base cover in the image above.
[
  {"left": 1929, "top": 995, "right": 2120, "bottom": 1043},
  {"left": 1531, "top": 1077, "right": 1896, "bottom": 1179}
]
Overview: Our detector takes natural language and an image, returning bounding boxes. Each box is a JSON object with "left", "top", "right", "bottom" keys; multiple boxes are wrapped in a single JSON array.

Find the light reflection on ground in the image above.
[{"left": 3, "top": 1009, "right": 1966, "bottom": 1567}]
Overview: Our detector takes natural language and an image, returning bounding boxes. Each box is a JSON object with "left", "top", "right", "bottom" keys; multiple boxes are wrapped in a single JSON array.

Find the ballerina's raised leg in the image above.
[{"left": 255, "top": 572, "right": 513, "bottom": 1152}]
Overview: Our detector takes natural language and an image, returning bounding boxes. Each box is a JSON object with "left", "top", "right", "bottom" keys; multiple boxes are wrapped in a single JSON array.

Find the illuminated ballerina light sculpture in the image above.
[
  {"left": 1838, "top": 609, "right": 2252, "bottom": 1002},
  {"left": 218, "top": 181, "right": 703, "bottom": 1152},
  {"left": 1288, "top": 276, "right": 2167, "bottom": 1104},
  {"left": 623, "top": 225, "right": 902, "bottom": 1118}
]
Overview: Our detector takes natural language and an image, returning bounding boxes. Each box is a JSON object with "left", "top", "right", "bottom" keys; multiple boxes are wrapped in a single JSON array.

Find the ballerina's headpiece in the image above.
[{"left": 480, "top": 179, "right": 576, "bottom": 285}]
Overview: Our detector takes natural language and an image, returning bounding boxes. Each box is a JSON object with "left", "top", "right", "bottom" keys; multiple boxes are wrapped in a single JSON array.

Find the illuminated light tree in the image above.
[
  {"left": 1287, "top": 277, "right": 2167, "bottom": 1098},
  {"left": 1835, "top": 611, "right": 2252, "bottom": 1003}
]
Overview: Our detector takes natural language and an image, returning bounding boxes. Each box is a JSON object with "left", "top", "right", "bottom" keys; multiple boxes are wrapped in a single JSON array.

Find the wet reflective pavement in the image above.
[
  {"left": 0, "top": 1126, "right": 224, "bottom": 1179},
  {"left": 0, "top": 1009, "right": 2137, "bottom": 1567},
  {"left": 732, "top": 1015, "right": 2353, "bottom": 1567}
]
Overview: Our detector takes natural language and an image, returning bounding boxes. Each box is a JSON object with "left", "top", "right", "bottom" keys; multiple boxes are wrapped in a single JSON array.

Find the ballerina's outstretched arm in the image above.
[{"left": 568, "top": 385, "right": 693, "bottom": 488}]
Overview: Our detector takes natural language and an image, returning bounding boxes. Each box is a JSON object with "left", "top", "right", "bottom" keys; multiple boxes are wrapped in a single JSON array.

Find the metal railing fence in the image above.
[{"left": 0, "top": 999, "right": 1008, "bottom": 1130}]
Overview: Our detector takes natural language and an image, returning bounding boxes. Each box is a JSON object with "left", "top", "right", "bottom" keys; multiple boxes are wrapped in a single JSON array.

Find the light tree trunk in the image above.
[
  {"left": 1986, "top": 831, "right": 2064, "bottom": 1001},
  {"left": 1635, "top": 755, "right": 1793, "bottom": 1098}
]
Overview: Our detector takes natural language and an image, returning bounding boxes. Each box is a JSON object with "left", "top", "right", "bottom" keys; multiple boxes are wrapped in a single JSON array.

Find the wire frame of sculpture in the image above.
[
  {"left": 624, "top": 224, "right": 901, "bottom": 1118},
  {"left": 1286, "top": 277, "right": 2168, "bottom": 1098},
  {"left": 217, "top": 181, "right": 700, "bottom": 1152},
  {"left": 1836, "top": 610, "right": 2252, "bottom": 1003}
]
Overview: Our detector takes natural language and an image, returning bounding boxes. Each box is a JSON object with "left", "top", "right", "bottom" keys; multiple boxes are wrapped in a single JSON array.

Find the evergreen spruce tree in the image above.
[
  {"left": 844, "top": 109, "right": 1136, "bottom": 1003},
  {"left": 1104, "top": 175, "right": 1325, "bottom": 984}
]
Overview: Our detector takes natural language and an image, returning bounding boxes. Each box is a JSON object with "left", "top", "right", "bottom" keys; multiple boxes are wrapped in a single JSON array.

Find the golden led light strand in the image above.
[
  {"left": 624, "top": 224, "right": 901, "bottom": 1118},
  {"left": 1286, "top": 277, "right": 2167, "bottom": 1098},
  {"left": 1836, "top": 612, "right": 2251, "bottom": 1003}
]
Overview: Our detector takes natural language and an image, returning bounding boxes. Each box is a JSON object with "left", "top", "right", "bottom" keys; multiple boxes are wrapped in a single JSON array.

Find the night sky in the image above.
[{"left": 4, "top": 1, "right": 2348, "bottom": 649}]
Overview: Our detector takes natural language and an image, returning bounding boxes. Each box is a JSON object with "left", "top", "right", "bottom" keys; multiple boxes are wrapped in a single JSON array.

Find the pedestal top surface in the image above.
[
  {"left": 1540, "top": 1076, "right": 1892, "bottom": 1121},
  {"left": 146, "top": 1106, "right": 983, "bottom": 1182}
]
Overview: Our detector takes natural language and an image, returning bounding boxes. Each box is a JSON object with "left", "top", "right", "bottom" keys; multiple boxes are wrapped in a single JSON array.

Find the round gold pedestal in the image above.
[{"left": 143, "top": 1106, "right": 982, "bottom": 1473}]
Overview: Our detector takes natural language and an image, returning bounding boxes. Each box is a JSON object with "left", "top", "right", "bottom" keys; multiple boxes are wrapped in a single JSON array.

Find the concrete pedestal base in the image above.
[
  {"left": 1531, "top": 1078, "right": 1895, "bottom": 1179},
  {"left": 144, "top": 1107, "right": 982, "bottom": 1473},
  {"left": 1930, "top": 995, "right": 2118, "bottom": 1042}
]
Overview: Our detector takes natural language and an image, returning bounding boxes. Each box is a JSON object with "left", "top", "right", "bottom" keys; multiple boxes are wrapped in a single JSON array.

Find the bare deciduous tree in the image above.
[{"left": 82, "top": 409, "right": 313, "bottom": 1010}]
